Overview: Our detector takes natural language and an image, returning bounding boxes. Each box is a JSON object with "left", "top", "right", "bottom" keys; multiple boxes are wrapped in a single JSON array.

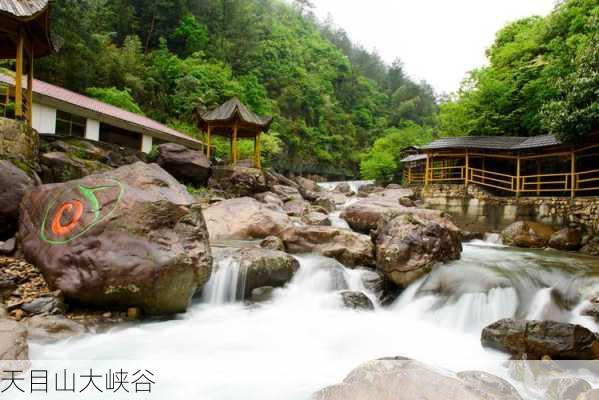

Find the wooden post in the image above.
[
  {"left": 516, "top": 154, "right": 521, "bottom": 197},
  {"left": 536, "top": 160, "right": 541, "bottom": 196},
  {"left": 408, "top": 167, "right": 412, "bottom": 185},
  {"left": 232, "top": 123, "right": 238, "bottom": 165},
  {"left": 27, "top": 50, "right": 33, "bottom": 127},
  {"left": 206, "top": 125, "right": 212, "bottom": 160},
  {"left": 425, "top": 154, "right": 430, "bottom": 187},
  {"left": 254, "top": 132, "right": 261, "bottom": 168},
  {"left": 465, "top": 150, "right": 469, "bottom": 184},
  {"left": 571, "top": 150, "right": 576, "bottom": 198},
  {"left": 15, "top": 29, "right": 24, "bottom": 119}
]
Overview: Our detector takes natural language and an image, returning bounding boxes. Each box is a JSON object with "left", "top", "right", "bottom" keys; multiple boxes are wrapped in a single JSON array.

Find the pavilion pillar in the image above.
[
  {"left": 571, "top": 150, "right": 576, "bottom": 198},
  {"left": 536, "top": 160, "right": 541, "bottom": 196},
  {"left": 516, "top": 154, "right": 521, "bottom": 197},
  {"left": 254, "top": 132, "right": 261, "bottom": 169},
  {"left": 27, "top": 48, "right": 33, "bottom": 127},
  {"left": 206, "top": 125, "right": 212, "bottom": 160},
  {"left": 15, "top": 28, "right": 24, "bottom": 120},
  {"left": 465, "top": 150, "right": 469, "bottom": 184},
  {"left": 408, "top": 166, "right": 412, "bottom": 185},
  {"left": 424, "top": 154, "right": 430, "bottom": 187},
  {"left": 232, "top": 123, "right": 238, "bottom": 165}
]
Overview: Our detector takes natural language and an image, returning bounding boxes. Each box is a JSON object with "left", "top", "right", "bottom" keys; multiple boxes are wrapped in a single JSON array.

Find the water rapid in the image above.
[{"left": 29, "top": 181, "right": 599, "bottom": 400}]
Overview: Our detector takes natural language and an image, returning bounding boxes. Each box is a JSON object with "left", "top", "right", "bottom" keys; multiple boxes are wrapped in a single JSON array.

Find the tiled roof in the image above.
[
  {"left": 0, "top": 0, "right": 47, "bottom": 18},
  {"left": 201, "top": 97, "right": 272, "bottom": 127},
  {"left": 421, "top": 135, "right": 561, "bottom": 151},
  {"left": 400, "top": 154, "right": 427, "bottom": 163},
  {"left": 0, "top": 74, "right": 203, "bottom": 149}
]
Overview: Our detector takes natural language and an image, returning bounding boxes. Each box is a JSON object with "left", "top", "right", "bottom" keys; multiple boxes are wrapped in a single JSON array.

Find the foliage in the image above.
[
  {"left": 439, "top": 0, "right": 598, "bottom": 140},
  {"left": 86, "top": 87, "right": 144, "bottom": 114},
  {"left": 34, "top": 0, "right": 438, "bottom": 178},
  {"left": 360, "top": 122, "right": 433, "bottom": 182}
]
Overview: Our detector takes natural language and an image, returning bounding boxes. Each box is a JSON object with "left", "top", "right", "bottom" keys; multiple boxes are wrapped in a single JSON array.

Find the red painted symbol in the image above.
[{"left": 50, "top": 200, "right": 84, "bottom": 237}]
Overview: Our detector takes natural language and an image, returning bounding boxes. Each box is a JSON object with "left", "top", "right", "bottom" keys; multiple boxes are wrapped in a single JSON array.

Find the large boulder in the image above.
[
  {"left": 548, "top": 228, "right": 583, "bottom": 251},
  {"left": 226, "top": 248, "right": 299, "bottom": 298},
  {"left": 283, "top": 198, "right": 311, "bottom": 217},
  {"left": 208, "top": 166, "right": 267, "bottom": 197},
  {"left": 581, "top": 237, "right": 599, "bottom": 257},
  {"left": 335, "top": 182, "right": 351, "bottom": 193},
  {"left": 360, "top": 270, "right": 401, "bottom": 305},
  {"left": 0, "top": 160, "right": 38, "bottom": 239},
  {"left": 0, "top": 319, "right": 28, "bottom": 361},
  {"left": 302, "top": 211, "right": 331, "bottom": 226},
  {"left": 481, "top": 319, "right": 599, "bottom": 360},
  {"left": 272, "top": 185, "right": 303, "bottom": 201},
  {"left": 375, "top": 214, "right": 462, "bottom": 288},
  {"left": 0, "top": 117, "right": 39, "bottom": 171},
  {"left": 40, "top": 151, "right": 111, "bottom": 183},
  {"left": 19, "top": 162, "right": 213, "bottom": 315},
  {"left": 156, "top": 143, "right": 211, "bottom": 186},
  {"left": 313, "top": 357, "right": 522, "bottom": 400},
  {"left": 25, "top": 315, "right": 86, "bottom": 343},
  {"left": 281, "top": 226, "right": 374, "bottom": 267},
  {"left": 294, "top": 176, "right": 321, "bottom": 193},
  {"left": 501, "top": 221, "right": 555, "bottom": 248},
  {"left": 254, "top": 191, "right": 285, "bottom": 212},
  {"left": 204, "top": 197, "right": 291, "bottom": 240}
]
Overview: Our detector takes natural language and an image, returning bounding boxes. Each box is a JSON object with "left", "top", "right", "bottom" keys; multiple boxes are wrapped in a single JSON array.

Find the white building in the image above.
[{"left": 0, "top": 74, "right": 204, "bottom": 153}]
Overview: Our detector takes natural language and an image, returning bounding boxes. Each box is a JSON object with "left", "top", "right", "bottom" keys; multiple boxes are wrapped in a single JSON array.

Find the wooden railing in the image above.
[
  {"left": 468, "top": 167, "right": 516, "bottom": 192},
  {"left": 0, "top": 82, "right": 31, "bottom": 125}
]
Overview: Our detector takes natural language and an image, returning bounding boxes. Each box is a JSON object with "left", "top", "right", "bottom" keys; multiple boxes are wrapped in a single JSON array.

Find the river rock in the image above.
[
  {"left": 0, "top": 237, "right": 16, "bottom": 255},
  {"left": 155, "top": 143, "right": 211, "bottom": 186},
  {"left": 360, "top": 270, "right": 401, "bottom": 305},
  {"left": 272, "top": 185, "right": 303, "bottom": 201},
  {"left": 578, "top": 389, "right": 599, "bottom": 400},
  {"left": 548, "top": 228, "right": 583, "bottom": 251},
  {"left": 302, "top": 211, "right": 331, "bottom": 226},
  {"left": 0, "top": 117, "right": 39, "bottom": 171},
  {"left": 0, "top": 319, "right": 28, "bottom": 361},
  {"left": 313, "top": 196, "right": 336, "bottom": 213},
  {"left": 228, "top": 248, "right": 299, "bottom": 298},
  {"left": 338, "top": 291, "right": 374, "bottom": 310},
  {"left": 283, "top": 198, "right": 311, "bottom": 217},
  {"left": 375, "top": 213, "right": 462, "bottom": 288},
  {"left": 204, "top": 197, "right": 291, "bottom": 240},
  {"left": 249, "top": 286, "right": 275, "bottom": 302},
  {"left": 581, "top": 237, "right": 599, "bottom": 257},
  {"left": 501, "top": 221, "right": 555, "bottom": 248},
  {"left": 0, "top": 160, "right": 38, "bottom": 239},
  {"left": 546, "top": 378, "right": 592, "bottom": 400},
  {"left": 254, "top": 191, "right": 285, "bottom": 211},
  {"left": 294, "top": 176, "right": 321, "bottom": 193},
  {"left": 313, "top": 357, "right": 523, "bottom": 400},
  {"left": 457, "top": 371, "right": 522, "bottom": 400},
  {"left": 40, "top": 151, "right": 112, "bottom": 183},
  {"left": 357, "top": 183, "right": 383, "bottom": 197},
  {"left": 281, "top": 226, "right": 374, "bottom": 267},
  {"left": 335, "top": 182, "right": 351, "bottom": 193},
  {"left": 208, "top": 166, "right": 267, "bottom": 197},
  {"left": 260, "top": 236, "right": 286, "bottom": 251},
  {"left": 481, "top": 319, "right": 599, "bottom": 359},
  {"left": 25, "top": 315, "right": 86, "bottom": 343},
  {"left": 19, "top": 162, "right": 213, "bottom": 315},
  {"left": 21, "top": 292, "right": 67, "bottom": 316}
]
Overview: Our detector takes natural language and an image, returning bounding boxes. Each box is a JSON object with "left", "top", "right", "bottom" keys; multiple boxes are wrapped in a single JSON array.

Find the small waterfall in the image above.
[{"left": 202, "top": 256, "right": 247, "bottom": 304}]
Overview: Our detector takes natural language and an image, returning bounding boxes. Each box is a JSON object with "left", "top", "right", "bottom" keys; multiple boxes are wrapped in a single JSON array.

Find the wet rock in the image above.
[
  {"left": 313, "top": 196, "right": 336, "bottom": 213},
  {"left": 459, "top": 231, "right": 485, "bottom": 242},
  {"left": 294, "top": 176, "right": 321, "bottom": 193},
  {"left": 0, "top": 319, "right": 28, "bottom": 360},
  {"left": 339, "top": 291, "right": 374, "bottom": 311},
  {"left": 228, "top": 248, "right": 299, "bottom": 298},
  {"left": 204, "top": 197, "right": 291, "bottom": 240},
  {"left": 546, "top": 378, "right": 592, "bottom": 400},
  {"left": 272, "top": 185, "right": 303, "bottom": 201},
  {"left": 481, "top": 319, "right": 599, "bottom": 360},
  {"left": 156, "top": 143, "right": 211, "bottom": 186},
  {"left": 19, "top": 162, "right": 212, "bottom": 315},
  {"left": 360, "top": 270, "right": 401, "bottom": 305},
  {"left": 25, "top": 315, "right": 85, "bottom": 343},
  {"left": 548, "top": 228, "right": 583, "bottom": 251},
  {"left": 578, "top": 389, "right": 599, "bottom": 400},
  {"left": 581, "top": 237, "right": 599, "bottom": 257},
  {"left": 335, "top": 182, "right": 351, "bottom": 193},
  {"left": 501, "top": 221, "right": 555, "bottom": 248},
  {"left": 249, "top": 286, "right": 274, "bottom": 303},
  {"left": 40, "top": 151, "right": 112, "bottom": 183},
  {"left": 582, "top": 302, "right": 599, "bottom": 321},
  {"left": 314, "top": 357, "right": 523, "bottom": 400},
  {"left": 254, "top": 191, "right": 285, "bottom": 211},
  {"left": 0, "top": 160, "right": 38, "bottom": 239},
  {"left": 21, "top": 292, "right": 67, "bottom": 316},
  {"left": 302, "top": 211, "right": 331, "bottom": 226},
  {"left": 399, "top": 197, "right": 414, "bottom": 207},
  {"left": 281, "top": 226, "right": 374, "bottom": 267},
  {"left": 375, "top": 214, "right": 462, "bottom": 288},
  {"left": 0, "top": 237, "right": 16, "bottom": 256},
  {"left": 208, "top": 166, "right": 267, "bottom": 197},
  {"left": 457, "top": 371, "right": 522, "bottom": 400},
  {"left": 260, "top": 236, "right": 286, "bottom": 251},
  {"left": 283, "top": 198, "right": 311, "bottom": 217},
  {"left": 357, "top": 183, "right": 384, "bottom": 197}
]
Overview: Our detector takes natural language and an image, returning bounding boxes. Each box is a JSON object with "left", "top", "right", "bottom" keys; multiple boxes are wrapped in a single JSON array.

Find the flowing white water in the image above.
[{"left": 29, "top": 181, "right": 599, "bottom": 400}]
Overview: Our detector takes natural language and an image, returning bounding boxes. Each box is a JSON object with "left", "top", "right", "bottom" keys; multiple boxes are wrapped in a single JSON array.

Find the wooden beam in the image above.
[
  {"left": 465, "top": 149, "right": 469, "bottom": 184},
  {"left": 516, "top": 154, "right": 521, "bottom": 197},
  {"left": 571, "top": 150, "right": 576, "bottom": 198},
  {"left": 15, "top": 27, "right": 24, "bottom": 119},
  {"left": 26, "top": 48, "right": 33, "bottom": 127}
]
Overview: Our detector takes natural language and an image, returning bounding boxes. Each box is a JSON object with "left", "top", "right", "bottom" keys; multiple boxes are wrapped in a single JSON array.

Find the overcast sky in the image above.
[{"left": 310, "top": 0, "right": 557, "bottom": 94}]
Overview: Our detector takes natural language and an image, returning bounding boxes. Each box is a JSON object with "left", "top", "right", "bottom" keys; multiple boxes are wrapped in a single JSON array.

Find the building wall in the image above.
[
  {"left": 419, "top": 184, "right": 599, "bottom": 235},
  {"left": 85, "top": 119, "right": 100, "bottom": 141},
  {"left": 31, "top": 103, "right": 56, "bottom": 134},
  {"left": 141, "top": 134, "right": 153, "bottom": 154}
]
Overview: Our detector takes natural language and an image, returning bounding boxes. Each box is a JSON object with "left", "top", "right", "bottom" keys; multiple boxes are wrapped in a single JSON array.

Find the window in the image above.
[
  {"left": 55, "top": 110, "right": 86, "bottom": 137},
  {"left": 99, "top": 123, "right": 142, "bottom": 150}
]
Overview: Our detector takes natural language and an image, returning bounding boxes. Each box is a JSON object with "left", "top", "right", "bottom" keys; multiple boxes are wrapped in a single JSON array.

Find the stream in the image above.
[{"left": 27, "top": 181, "right": 599, "bottom": 400}]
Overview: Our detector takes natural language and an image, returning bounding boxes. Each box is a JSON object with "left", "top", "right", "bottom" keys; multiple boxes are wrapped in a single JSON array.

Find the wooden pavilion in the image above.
[
  {"left": 196, "top": 98, "right": 273, "bottom": 168},
  {"left": 401, "top": 134, "right": 599, "bottom": 198},
  {"left": 0, "top": 0, "right": 57, "bottom": 126}
]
